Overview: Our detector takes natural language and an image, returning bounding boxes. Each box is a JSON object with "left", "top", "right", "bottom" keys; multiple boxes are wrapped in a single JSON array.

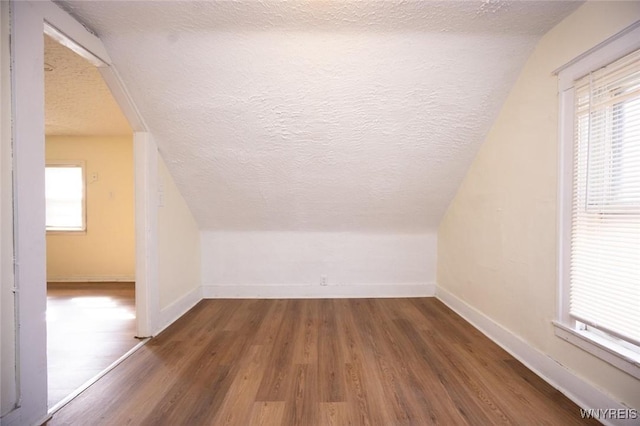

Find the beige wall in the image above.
[
  {"left": 157, "top": 155, "right": 201, "bottom": 309},
  {"left": 46, "top": 135, "right": 135, "bottom": 281},
  {"left": 437, "top": 1, "right": 640, "bottom": 409}
]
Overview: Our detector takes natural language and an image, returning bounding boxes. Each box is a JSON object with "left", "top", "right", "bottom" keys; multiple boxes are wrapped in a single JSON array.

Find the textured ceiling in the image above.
[
  {"left": 57, "top": 0, "right": 580, "bottom": 232},
  {"left": 44, "top": 35, "right": 131, "bottom": 136}
]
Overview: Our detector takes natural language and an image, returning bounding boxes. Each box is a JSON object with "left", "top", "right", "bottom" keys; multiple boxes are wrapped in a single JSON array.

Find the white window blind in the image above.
[
  {"left": 45, "top": 165, "right": 85, "bottom": 231},
  {"left": 570, "top": 48, "right": 640, "bottom": 346}
]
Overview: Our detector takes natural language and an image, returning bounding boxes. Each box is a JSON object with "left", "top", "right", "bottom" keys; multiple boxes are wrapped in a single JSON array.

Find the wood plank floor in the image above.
[
  {"left": 47, "top": 282, "right": 138, "bottom": 408},
  {"left": 46, "top": 298, "right": 598, "bottom": 425}
]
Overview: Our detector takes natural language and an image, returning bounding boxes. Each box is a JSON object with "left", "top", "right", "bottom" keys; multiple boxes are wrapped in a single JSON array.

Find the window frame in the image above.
[
  {"left": 45, "top": 160, "right": 87, "bottom": 233},
  {"left": 555, "top": 23, "right": 640, "bottom": 380}
]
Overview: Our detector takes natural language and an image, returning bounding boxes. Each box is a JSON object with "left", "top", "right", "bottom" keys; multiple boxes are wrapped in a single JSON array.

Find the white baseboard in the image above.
[
  {"left": 436, "top": 286, "right": 634, "bottom": 426},
  {"left": 202, "top": 283, "right": 435, "bottom": 299},
  {"left": 156, "top": 286, "right": 203, "bottom": 336},
  {"left": 47, "top": 276, "right": 135, "bottom": 283}
]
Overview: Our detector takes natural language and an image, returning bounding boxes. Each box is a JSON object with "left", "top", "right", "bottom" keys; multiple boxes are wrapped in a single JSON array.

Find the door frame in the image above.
[{"left": 4, "top": 1, "right": 159, "bottom": 424}]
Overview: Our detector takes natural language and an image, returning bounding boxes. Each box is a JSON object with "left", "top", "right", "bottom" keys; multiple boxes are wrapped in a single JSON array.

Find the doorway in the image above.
[
  {"left": 43, "top": 34, "right": 140, "bottom": 409},
  {"left": 6, "top": 4, "right": 157, "bottom": 423}
]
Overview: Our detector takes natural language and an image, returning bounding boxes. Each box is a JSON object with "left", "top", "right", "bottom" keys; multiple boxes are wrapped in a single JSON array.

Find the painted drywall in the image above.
[
  {"left": 437, "top": 1, "right": 640, "bottom": 409},
  {"left": 45, "top": 136, "right": 135, "bottom": 282},
  {"left": 58, "top": 1, "right": 579, "bottom": 233},
  {"left": 0, "top": 0, "right": 16, "bottom": 416},
  {"left": 6, "top": 1, "right": 49, "bottom": 423},
  {"left": 201, "top": 231, "right": 436, "bottom": 297},
  {"left": 157, "top": 155, "right": 201, "bottom": 310}
]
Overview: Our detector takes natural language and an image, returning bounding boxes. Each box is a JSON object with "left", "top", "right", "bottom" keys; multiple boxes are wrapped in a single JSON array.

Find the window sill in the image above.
[
  {"left": 553, "top": 321, "right": 640, "bottom": 380},
  {"left": 46, "top": 229, "right": 86, "bottom": 236}
]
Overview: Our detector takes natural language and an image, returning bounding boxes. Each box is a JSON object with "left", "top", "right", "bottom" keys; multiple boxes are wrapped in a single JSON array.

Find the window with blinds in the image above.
[
  {"left": 45, "top": 164, "right": 85, "bottom": 232},
  {"left": 570, "top": 48, "right": 640, "bottom": 348}
]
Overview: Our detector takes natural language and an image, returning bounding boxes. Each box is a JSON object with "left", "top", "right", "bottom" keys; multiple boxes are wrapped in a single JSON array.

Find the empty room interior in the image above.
[{"left": 1, "top": 1, "right": 639, "bottom": 426}]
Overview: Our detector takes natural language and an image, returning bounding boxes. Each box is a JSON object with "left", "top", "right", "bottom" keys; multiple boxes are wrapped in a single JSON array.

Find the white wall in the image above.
[
  {"left": 156, "top": 155, "right": 201, "bottom": 329},
  {"left": 4, "top": 2, "right": 49, "bottom": 424},
  {"left": 0, "top": 0, "right": 16, "bottom": 418},
  {"left": 437, "top": 1, "right": 640, "bottom": 411},
  {"left": 201, "top": 231, "right": 436, "bottom": 298}
]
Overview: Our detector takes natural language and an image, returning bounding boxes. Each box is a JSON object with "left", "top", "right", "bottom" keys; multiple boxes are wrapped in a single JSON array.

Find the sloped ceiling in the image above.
[
  {"left": 44, "top": 34, "right": 131, "bottom": 136},
  {"left": 57, "top": 0, "right": 580, "bottom": 232}
]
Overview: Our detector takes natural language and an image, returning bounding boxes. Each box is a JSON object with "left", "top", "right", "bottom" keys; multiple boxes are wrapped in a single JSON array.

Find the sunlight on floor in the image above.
[{"left": 46, "top": 283, "right": 137, "bottom": 408}]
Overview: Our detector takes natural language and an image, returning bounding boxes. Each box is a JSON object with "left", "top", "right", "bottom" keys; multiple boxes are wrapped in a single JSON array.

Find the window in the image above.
[
  {"left": 45, "top": 163, "right": 85, "bottom": 232},
  {"left": 556, "top": 24, "right": 640, "bottom": 379}
]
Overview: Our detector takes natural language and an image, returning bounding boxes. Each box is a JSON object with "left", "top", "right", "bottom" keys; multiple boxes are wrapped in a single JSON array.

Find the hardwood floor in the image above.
[
  {"left": 47, "top": 282, "right": 139, "bottom": 408},
  {"left": 46, "top": 298, "right": 598, "bottom": 425}
]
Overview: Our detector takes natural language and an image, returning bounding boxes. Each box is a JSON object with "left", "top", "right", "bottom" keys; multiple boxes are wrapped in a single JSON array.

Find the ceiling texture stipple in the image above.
[
  {"left": 44, "top": 35, "right": 132, "bottom": 136},
  {"left": 56, "top": 0, "right": 580, "bottom": 232}
]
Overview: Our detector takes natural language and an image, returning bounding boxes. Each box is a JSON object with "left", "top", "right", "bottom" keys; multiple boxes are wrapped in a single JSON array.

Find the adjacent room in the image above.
[
  {"left": 43, "top": 35, "right": 139, "bottom": 409},
  {"left": 1, "top": 1, "right": 639, "bottom": 425}
]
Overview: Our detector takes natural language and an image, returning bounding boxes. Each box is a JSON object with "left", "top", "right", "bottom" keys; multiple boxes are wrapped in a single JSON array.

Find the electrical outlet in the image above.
[{"left": 320, "top": 275, "right": 328, "bottom": 286}]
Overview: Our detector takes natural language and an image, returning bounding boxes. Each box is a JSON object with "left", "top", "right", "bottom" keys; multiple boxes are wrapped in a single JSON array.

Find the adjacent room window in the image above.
[
  {"left": 45, "top": 163, "right": 86, "bottom": 232},
  {"left": 556, "top": 25, "right": 640, "bottom": 379}
]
